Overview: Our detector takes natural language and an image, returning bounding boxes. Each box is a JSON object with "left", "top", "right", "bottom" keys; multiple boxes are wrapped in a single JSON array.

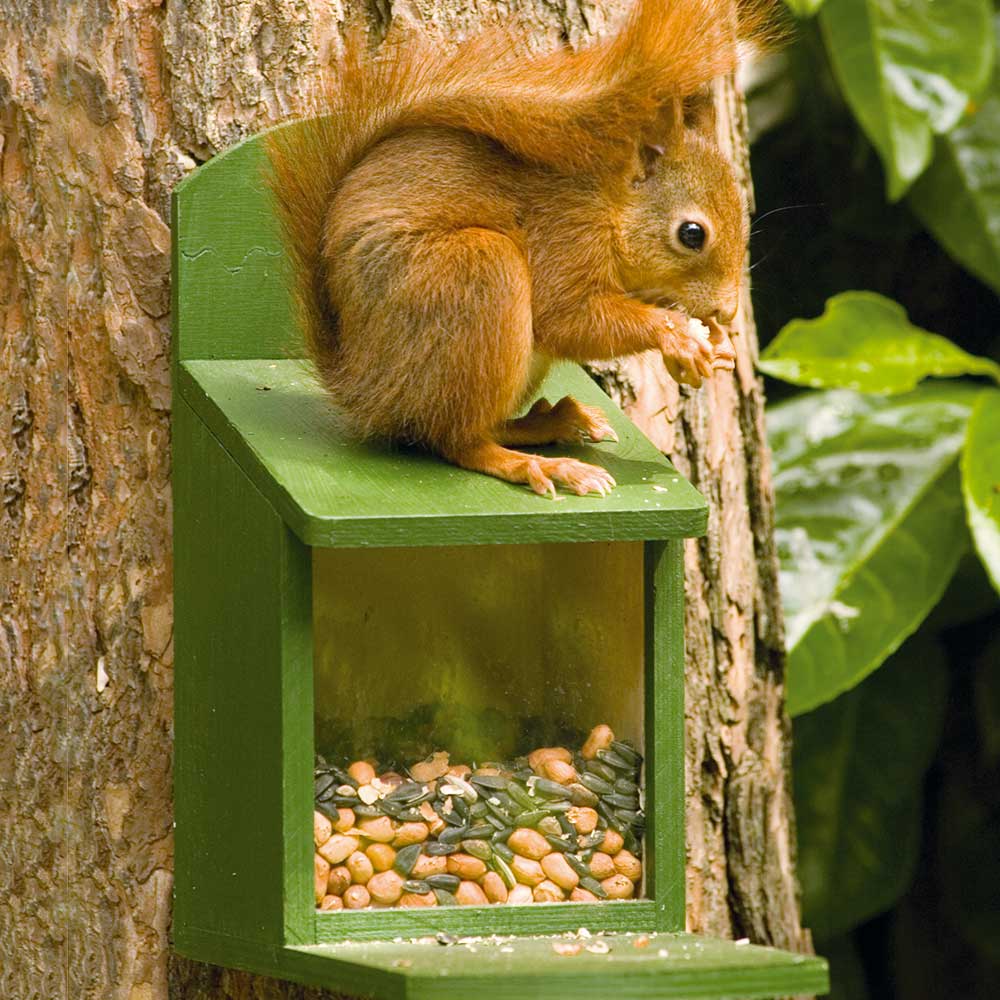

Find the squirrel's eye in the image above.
[{"left": 678, "top": 221, "right": 706, "bottom": 251}]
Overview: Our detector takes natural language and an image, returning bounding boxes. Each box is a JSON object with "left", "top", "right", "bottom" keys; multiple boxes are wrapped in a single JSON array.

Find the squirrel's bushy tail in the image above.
[{"left": 266, "top": 0, "right": 772, "bottom": 377}]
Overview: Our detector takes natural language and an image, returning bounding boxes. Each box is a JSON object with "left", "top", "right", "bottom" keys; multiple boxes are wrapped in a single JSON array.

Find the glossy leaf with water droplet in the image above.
[{"left": 770, "top": 384, "right": 980, "bottom": 715}]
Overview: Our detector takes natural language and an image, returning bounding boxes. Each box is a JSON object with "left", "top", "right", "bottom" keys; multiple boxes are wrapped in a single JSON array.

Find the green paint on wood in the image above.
[
  {"left": 172, "top": 130, "right": 299, "bottom": 363},
  {"left": 173, "top": 397, "right": 314, "bottom": 950},
  {"left": 645, "top": 539, "right": 687, "bottom": 931},
  {"left": 177, "top": 359, "right": 708, "bottom": 547}
]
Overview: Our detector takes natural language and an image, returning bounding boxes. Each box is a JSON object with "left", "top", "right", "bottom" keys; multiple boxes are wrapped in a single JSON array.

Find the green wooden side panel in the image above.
[
  {"left": 177, "top": 359, "right": 708, "bottom": 547},
  {"left": 645, "top": 539, "right": 687, "bottom": 931},
  {"left": 173, "top": 396, "right": 314, "bottom": 954},
  {"left": 172, "top": 127, "right": 299, "bottom": 363}
]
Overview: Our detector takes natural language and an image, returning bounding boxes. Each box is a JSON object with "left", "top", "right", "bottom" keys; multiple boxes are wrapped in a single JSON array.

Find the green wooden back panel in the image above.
[{"left": 172, "top": 126, "right": 301, "bottom": 362}]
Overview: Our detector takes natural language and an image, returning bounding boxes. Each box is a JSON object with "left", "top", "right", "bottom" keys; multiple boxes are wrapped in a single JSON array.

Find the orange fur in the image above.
[{"left": 266, "top": 0, "right": 778, "bottom": 496}]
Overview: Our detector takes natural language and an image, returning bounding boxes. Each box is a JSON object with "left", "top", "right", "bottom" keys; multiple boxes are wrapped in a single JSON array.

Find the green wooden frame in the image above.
[{"left": 171, "top": 124, "right": 829, "bottom": 998}]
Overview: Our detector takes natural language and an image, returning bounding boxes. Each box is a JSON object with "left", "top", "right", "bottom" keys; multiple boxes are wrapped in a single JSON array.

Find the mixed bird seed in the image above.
[{"left": 313, "top": 724, "right": 644, "bottom": 910}]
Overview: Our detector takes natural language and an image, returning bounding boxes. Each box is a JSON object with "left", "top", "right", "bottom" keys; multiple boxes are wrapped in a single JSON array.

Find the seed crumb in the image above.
[
  {"left": 553, "top": 942, "right": 583, "bottom": 956},
  {"left": 392, "top": 959, "right": 412, "bottom": 969},
  {"left": 735, "top": 937, "right": 750, "bottom": 946},
  {"left": 652, "top": 485, "right": 669, "bottom": 492},
  {"left": 586, "top": 941, "right": 610, "bottom": 955},
  {"left": 658, "top": 949, "right": 669, "bottom": 958},
  {"left": 633, "top": 935, "right": 651, "bottom": 949}
]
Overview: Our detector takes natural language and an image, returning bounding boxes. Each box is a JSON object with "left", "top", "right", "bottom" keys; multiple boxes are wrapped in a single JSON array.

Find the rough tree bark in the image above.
[{"left": 0, "top": 2, "right": 811, "bottom": 998}]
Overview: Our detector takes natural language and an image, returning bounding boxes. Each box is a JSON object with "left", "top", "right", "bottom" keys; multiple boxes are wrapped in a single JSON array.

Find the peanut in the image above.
[
  {"left": 533, "top": 879, "right": 565, "bottom": 903},
  {"left": 508, "top": 828, "right": 551, "bottom": 861},
  {"left": 366, "top": 843, "right": 396, "bottom": 873},
  {"left": 540, "top": 852, "right": 580, "bottom": 891},
  {"left": 482, "top": 871, "right": 509, "bottom": 903},
  {"left": 510, "top": 855, "right": 545, "bottom": 887},
  {"left": 409, "top": 751, "right": 450, "bottom": 783},
  {"left": 589, "top": 852, "right": 615, "bottom": 880},
  {"left": 528, "top": 747, "right": 572, "bottom": 773},
  {"left": 455, "top": 880, "right": 489, "bottom": 906},
  {"left": 447, "top": 853, "right": 487, "bottom": 880},
  {"left": 398, "top": 891, "right": 437, "bottom": 908},
  {"left": 347, "top": 760, "right": 376, "bottom": 785},
  {"left": 411, "top": 854, "right": 448, "bottom": 879},
  {"left": 357, "top": 816, "right": 396, "bottom": 843},
  {"left": 319, "top": 894, "right": 343, "bottom": 911},
  {"left": 314, "top": 854, "right": 330, "bottom": 904},
  {"left": 542, "top": 759, "right": 578, "bottom": 785},
  {"left": 318, "top": 834, "right": 360, "bottom": 866},
  {"left": 343, "top": 884, "right": 371, "bottom": 909},
  {"left": 346, "top": 851, "right": 374, "bottom": 885},
  {"left": 507, "top": 884, "right": 535, "bottom": 905},
  {"left": 601, "top": 874, "right": 635, "bottom": 899},
  {"left": 334, "top": 807, "right": 356, "bottom": 833},
  {"left": 314, "top": 810, "right": 333, "bottom": 847},
  {"left": 601, "top": 829, "right": 625, "bottom": 855},
  {"left": 614, "top": 850, "right": 642, "bottom": 882},
  {"left": 392, "top": 822, "right": 429, "bottom": 848},
  {"left": 327, "top": 865, "right": 351, "bottom": 896},
  {"left": 582, "top": 724, "right": 614, "bottom": 760},
  {"left": 567, "top": 806, "right": 599, "bottom": 835},
  {"left": 570, "top": 887, "right": 599, "bottom": 902},
  {"left": 368, "top": 870, "right": 404, "bottom": 905}
]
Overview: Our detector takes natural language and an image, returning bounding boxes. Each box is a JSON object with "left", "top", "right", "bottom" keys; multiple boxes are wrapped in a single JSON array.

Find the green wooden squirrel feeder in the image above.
[{"left": 171, "top": 125, "right": 828, "bottom": 999}]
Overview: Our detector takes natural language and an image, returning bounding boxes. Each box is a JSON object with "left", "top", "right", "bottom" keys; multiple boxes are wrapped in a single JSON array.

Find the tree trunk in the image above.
[{"left": 0, "top": 2, "right": 811, "bottom": 998}]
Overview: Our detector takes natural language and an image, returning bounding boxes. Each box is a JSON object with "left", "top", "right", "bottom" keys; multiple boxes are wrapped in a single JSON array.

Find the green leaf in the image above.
[
  {"left": 819, "top": 0, "right": 995, "bottom": 200},
  {"left": 759, "top": 292, "right": 1000, "bottom": 392},
  {"left": 770, "top": 383, "right": 979, "bottom": 715},
  {"left": 784, "top": 0, "right": 827, "bottom": 18},
  {"left": 962, "top": 389, "right": 1000, "bottom": 593},
  {"left": 794, "top": 642, "right": 948, "bottom": 939},
  {"left": 910, "top": 18, "right": 1000, "bottom": 294}
]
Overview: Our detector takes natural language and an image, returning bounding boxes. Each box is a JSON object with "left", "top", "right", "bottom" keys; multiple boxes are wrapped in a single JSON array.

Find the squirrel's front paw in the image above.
[{"left": 659, "top": 312, "right": 715, "bottom": 387}]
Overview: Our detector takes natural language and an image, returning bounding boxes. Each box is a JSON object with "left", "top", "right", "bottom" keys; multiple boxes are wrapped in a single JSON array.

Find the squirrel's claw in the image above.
[{"left": 525, "top": 457, "right": 616, "bottom": 498}]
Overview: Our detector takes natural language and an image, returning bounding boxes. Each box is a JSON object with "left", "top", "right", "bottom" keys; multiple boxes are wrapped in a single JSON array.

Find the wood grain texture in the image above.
[{"left": 0, "top": 2, "right": 812, "bottom": 999}]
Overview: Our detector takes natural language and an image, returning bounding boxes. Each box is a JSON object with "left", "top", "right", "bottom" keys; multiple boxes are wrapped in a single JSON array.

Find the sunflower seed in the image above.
[
  {"left": 393, "top": 843, "right": 423, "bottom": 877},
  {"left": 426, "top": 874, "right": 461, "bottom": 892},
  {"left": 544, "top": 834, "right": 577, "bottom": 853},
  {"left": 610, "top": 741, "right": 642, "bottom": 766},
  {"left": 595, "top": 749, "right": 633, "bottom": 773},
  {"left": 402, "top": 879, "right": 431, "bottom": 894},
  {"left": 532, "top": 778, "right": 572, "bottom": 800},
  {"left": 492, "top": 841, "right": 515, "bottom": 861},
  {"left": 579, "top": 876, "right": 609, "bottom": 899},
  {"left": 580, "top": 773, "right": 614, "bottom": 796},
  {"left": 425, "top": 842, "right": 460, "bottom": 856},
  {"left": 462, "top": 839, "right": 493, "bottom": 860},
  {"left": 433, "top": 888, "right": 458, "bottom": 906},
  {"left": 585, "top": 760, "right": 618, "bottom": 783},
  {"left": 470, "top": 774, "right": 508, "bottom": 791}
]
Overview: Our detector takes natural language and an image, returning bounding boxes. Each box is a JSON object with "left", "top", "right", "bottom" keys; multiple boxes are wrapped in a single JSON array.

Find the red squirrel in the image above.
[{"left": 268, "top": 0, "right": 770, "bottom": 497}]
